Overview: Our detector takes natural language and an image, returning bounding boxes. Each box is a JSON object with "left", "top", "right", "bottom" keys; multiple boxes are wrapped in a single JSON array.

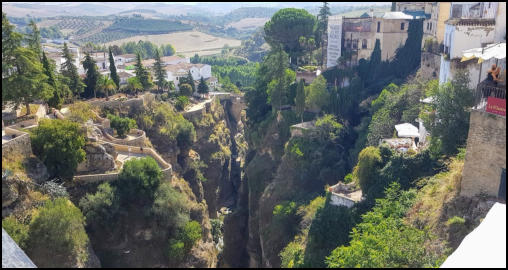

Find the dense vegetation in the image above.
[
  {"left": 30, "top": 119, "right": 86, "bottom": 179},
  {"left": 108, "top": 17, "right": 192, "bottom": 34}
]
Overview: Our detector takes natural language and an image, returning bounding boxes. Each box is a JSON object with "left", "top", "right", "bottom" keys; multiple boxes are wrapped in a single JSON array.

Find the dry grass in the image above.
[
  {"left": 105, "top": 31, "right": 241, "bottom": 57},
  {"left": 226, "top": 18, "right": 269, "bottom": 30},
  {"left": 406, "top": 157, "right": 464, "bottom": 231},
  {"left": 20, "top": 104, "right": 40, "bottom": 116}
]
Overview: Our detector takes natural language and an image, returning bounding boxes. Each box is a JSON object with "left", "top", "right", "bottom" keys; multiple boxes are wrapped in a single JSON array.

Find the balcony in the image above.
[{"left": 473, "top": 80, "right": 506, "bottom": 117}]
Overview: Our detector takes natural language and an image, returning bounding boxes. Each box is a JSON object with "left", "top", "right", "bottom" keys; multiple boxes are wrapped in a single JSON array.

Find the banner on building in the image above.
[{"left": 486, "top": 97, "right": 506, "bottom": 116}]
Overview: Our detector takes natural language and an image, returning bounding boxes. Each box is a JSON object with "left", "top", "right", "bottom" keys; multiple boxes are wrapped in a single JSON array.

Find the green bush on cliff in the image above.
[
  {"left": 30, "top": 119, "right": 86, "bottom": 179},
  {"left": 353, "top": 146, "right": 382, "bottom": 192},
  {"left": 325, "top": 183, "right": 443, "bottom": 268},
  {"left": 116, "top": 156, "right": 162, "bottom": 203},
  {"left": 166, "top": 220, "right": 202, "bottom": 263},
  {"left": 107, "top": 114, "right": 137, "bottom": 138},
  {"left": 26, "top": 198, "right": 89, "bottom": 268},
  {"left": 2, "top": 216, "right": 29, "bottom": 249},
  {"left": 79, "top": 182, "right": 119, "bottom": 229},
  {"left": 152, "top": 182, "right": 190, "bottom": 231}
]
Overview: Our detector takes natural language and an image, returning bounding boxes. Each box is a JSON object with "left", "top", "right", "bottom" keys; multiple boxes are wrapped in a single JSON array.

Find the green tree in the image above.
[
  {"left": 353, "top": 146, "right": 382, "bottom": 192},
  {"left": 42, "top": 51, "right": 66, "bottom": 109},
  {"left": 326, "top": 183, "right": 442, "bottom": 268},
  {"left": 31, "top": 119, "right": 86, "bottom": 179},
  {"left": 425, "top": 70, "right": 473, "bottom": 156},
  {"left": 61, "top": 42, "right": 85, "bottom": 98},
  {"left": 134, "top": 52, "right": 153, "bottom": 90},
  {"left": 2, "top": 13, "right": 23, "bottom": 82},
  {"left": 305, "top": 75, "right": 329, "bottom": 113},
  {"left": 116, "top": 156, "right": 162, "bottom": 202},
  {"left": 26, "top": 20, "right": 42, "bottom": 60},
  {"left": 127, "top": 76, "right": 143, "bottom": 95},
  {"left": 317, "top": 2, "right": 331, "bottom": 65},
  {"left": 153, "top": 48, "right": 166, "bottom": 92},
  {"left": 3, "top": 46, "right": 52, "bottom": 115},
  {"left": 186, "top": 71, "right": 196, "bottom": 93},
  {"left": 107, "top": 114, "right": 137, "bottom": 138},
  {"left": 97, "top": 74, "right": 116, "bottom": 99},
  {"left": 2, "top": 216, "right": 29, "bottom": 249},
  {"left": 180, "top": 220, "right": 202, "bottom": 250},
  {"left": 179, "top": 83, "right": 193, "bottom": 96},
  {"left": 79, "top": 182, "right": 119, "bottom": 229},
  {"left": 82, "top": 52, "right": 100, "bottom": 98},
  {"left": 26, "top": 198, "right": 89, "bottom": 268},
  {"left": 295, "top": 79, "right": 306, "bottom": 123},
  {"left": 197, "top": 77, "right": 209, "bottom": 96},
  {"left": 264, "top": 8, "right": 317, "bottom": 65},
  {"left": 152, "top": 182, "right": 190, "bottom": 231},
  {"left": 175, "top": 95, "right": 190, "bottom": 111},
  {"left": 108, "top": 47, "right": 120, "bottom": 90}
]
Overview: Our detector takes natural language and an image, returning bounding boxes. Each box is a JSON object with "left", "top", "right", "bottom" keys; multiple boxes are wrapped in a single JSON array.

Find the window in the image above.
[
  {"left": 345, "top": 39, "right": 351, "bottom": 49},
  {"left": 362, "top": 39, "right": 367, "bottom": 49},
  {"left": 401, "top": 23, "right": 405, "bottom": 30},
  {"left": 377, "top": 21, "right": 381, "bottom": 32},
  {"left": 352, "top": 40, "right": 358, "bottom": 49},
  {"left": 427, "top": 22, "right": 429, "bottom": 30},
  {"left": 429, "top": 22, "right": 432, "bottom": 30},
  {"left": 499, "top": 168, "right": 506, "bottom": 201}
]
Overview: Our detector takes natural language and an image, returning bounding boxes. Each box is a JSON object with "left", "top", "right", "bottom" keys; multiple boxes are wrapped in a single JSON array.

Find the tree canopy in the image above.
[{"left": 264, "top": 8, "right": 316, "bottom": 65}]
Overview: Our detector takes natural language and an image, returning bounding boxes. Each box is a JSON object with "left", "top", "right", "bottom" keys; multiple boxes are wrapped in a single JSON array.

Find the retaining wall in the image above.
[
  {"left": 74, "top": 141, "right": 172, "bottom": 184},
  {"left": 329, "top": 193, "right": 356, "bottom": 208},
  {"left": 2, "top": 128, "right": 32, "bottom": 158},
  {"left": 101, "top": 128, "right": 146, "bottom": 147},
  {"left": 461, "top": 110, "right": 506, "bottom": 198}
]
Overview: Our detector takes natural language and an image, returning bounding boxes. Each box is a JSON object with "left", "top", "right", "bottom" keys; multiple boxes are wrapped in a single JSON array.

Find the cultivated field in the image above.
[
  {"left": 226, "top": 17, "right": 270, "bottom": 30},
  {"left": 105, "top": 31, "right": 242, "bottom": 57}
]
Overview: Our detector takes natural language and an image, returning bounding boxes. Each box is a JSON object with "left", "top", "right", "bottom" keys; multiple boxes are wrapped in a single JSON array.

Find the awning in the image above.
[
  {"left": 395, "top": 123, "right": 419, "bottom": 138},
  {"left": 461, "top": 43, "right": 506, "bottom": 64},
  {"left": 441, "top": 203, "right": 506, "bottom": 268}
]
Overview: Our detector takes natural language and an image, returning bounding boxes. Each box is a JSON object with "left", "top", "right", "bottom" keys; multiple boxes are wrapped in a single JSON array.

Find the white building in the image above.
[
  {"left": 439, "top": 2, "right": 506, "bottom": 89},
  {"left": 114, "top": 54, "right": 136, "bottom": 66},
  {"left": 326, "top": 15, "right": 343, "bottom": 69},
  {"left": 44, "top": 46, "right": 84, "bottom": 75},
  {"left": 164, "top": 63, "right": 212, "bottom": 88}
]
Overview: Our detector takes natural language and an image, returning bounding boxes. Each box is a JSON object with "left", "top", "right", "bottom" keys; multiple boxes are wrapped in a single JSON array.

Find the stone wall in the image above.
[
  {"left": 101, "top": 128, "right": 146, "bottom": 147},
  {"left": 329, "top": 193, "right": 356, "bottom": 208},
  {"left": 2, "top": 128, "right": 32, "bottom": 158},
  {"left": 419, "top": 52, "right": 441, "bottom": 80},
  {"left": 461, "top": 110, "right": 506, "bottom": 198},
  {"left": 74, "top": 142, "right": 172, "bottom": 184}
]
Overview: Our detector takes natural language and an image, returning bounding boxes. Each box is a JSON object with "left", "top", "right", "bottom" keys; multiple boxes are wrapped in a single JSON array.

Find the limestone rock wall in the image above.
[{"left": 461, "top": 110, "right": 506, "bottom": 198}]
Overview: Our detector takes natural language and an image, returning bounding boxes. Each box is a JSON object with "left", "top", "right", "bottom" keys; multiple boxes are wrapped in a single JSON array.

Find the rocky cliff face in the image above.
[{"left": 76, "top": 143, "right": 116, "bottom": 174}]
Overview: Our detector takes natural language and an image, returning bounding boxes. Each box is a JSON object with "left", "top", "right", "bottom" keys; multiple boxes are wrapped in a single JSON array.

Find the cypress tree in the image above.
[
  {"left": 26, "top": 20, "right": 42, "bottom": 60},
  {"left": 295, "top": 79, "right": 305, "bottom": 123},
  {"left": 82, "top": 52, "right": 100, "bottom": 98},
  {"left": 153, "top": 48, "right": 166, "bottom": 92},
  {"left": 108, "top": 47, "right": 120, "bottom": 90},
  {"left": 197, "top": 77, "right": 209, "bottom": 96},
  {"left": 134, "top": 52, "right": 152, "bottom": 90},
  {"left": 186, "top": 71, "right": 196, "bottom": 93},
  {"left": 61, "top": 42, "right": 84, "bottom": 98},
  {"left": 43, "top": 51, "right": 64, "bottom": 109}
]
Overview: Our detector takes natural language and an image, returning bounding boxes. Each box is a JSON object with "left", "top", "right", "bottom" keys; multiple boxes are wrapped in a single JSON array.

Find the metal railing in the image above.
[{"left": 473, "top": 80, "right": 506, "bottom": 112}]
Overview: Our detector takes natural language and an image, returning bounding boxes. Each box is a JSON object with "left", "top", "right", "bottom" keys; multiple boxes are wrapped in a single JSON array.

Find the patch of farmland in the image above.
[
  {"left": 226, "top": 18, "right": 270, "bottom": 30},
  {"left": 105, "top": 31, "right": 241, "bottom": 57}
]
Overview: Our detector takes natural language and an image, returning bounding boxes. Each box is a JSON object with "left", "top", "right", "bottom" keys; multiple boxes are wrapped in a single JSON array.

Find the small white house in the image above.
[
  {"left": 164, "top": 63, "right": 212, "bottom": 88},
  {"left": 114, "top": 54, "right": 136, "bottom": 66}
]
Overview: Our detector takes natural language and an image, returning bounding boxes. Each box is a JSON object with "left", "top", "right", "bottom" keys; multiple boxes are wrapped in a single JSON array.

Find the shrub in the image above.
[
  {"left": 2, "top": 216, "right": 29, "bottom": 249},
  {"left": 107, "top": 114, "right": 137, "bottom": 138},
  {"left": 353, "top": 146, "right": 382, "bottom": 192},
  {"left": 180, "top": 220, "right": 202, "bottom": 250},
  {"left": 175, "top": 95, "right": 189, "bottom": 111},
  {"left": 79, "top": 182, "right": 119, "bottom": 228},
  {"left": 26, "top": 198, "right": 89, "bottom": 268},
  {"left": 280, "top": 241, "right": 305, "bottom": 268},
  {"left": 67, "top": 101, "right": 97, "bottom": 123},
  {"left": 179, "top": 83, "right": 192, "bottom": 96},
  {"left": 152, "top": 182, "right": 190, "bottom": 231},
  {"left": 168, "top": 239, "right": 186, "bottom": 262},
  {"left": 343, "top": 173, "right": 354, "bottom": 184},
  {"left": 30, "top": 119, "right": 86, "bottom": 179},
  {"left": 116, "top": 156, "right": 162, "bottom": 203},
  {"left": 446, "top": 216, "right": 465, "bottom": 226}
]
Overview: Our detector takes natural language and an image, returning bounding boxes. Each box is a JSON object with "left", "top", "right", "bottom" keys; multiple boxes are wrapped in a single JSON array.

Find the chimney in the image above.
[{"left": 370, "top": 8, "right": 374, "bottom": 18}]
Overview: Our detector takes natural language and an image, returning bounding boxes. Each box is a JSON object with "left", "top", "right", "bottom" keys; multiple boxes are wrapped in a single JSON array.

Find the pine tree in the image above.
[
  {"left": 4, "top": 47, "right": 51, "bottom": 115},
  {"left": 82, "top": 52, "right": 100, "bottom": 98},
  {"left": 295, "top": 79, "right": 305, "bottom": 123},
  {"left": 2, "top": 12, "right": 22, "bottom": 87},
  {"left": 108, "top": 47, "right": 120, "bottom": 90},
  {"left": 197, "top": 77, "right": 209, "bottom": 96},
  {"left": 26, "top": 20, "right": 42, "bottom": 60},
  {"left": 61, "top": 42, "right": 84, "bottom": 98},
  {"left": 134, "top": 52, "right": 152, "bottom": 90},
  {"left": 186, "top": 71, "right": 196, "bottom": 93},
  {"left": 368, "top": 39, "right": 382, "bottom": 83},
  {"left": 42, "top": 51, "right": 64, "bottom": 109},
  {"left": 153, "top": 48, "right": 166, "bottom": 92}
]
